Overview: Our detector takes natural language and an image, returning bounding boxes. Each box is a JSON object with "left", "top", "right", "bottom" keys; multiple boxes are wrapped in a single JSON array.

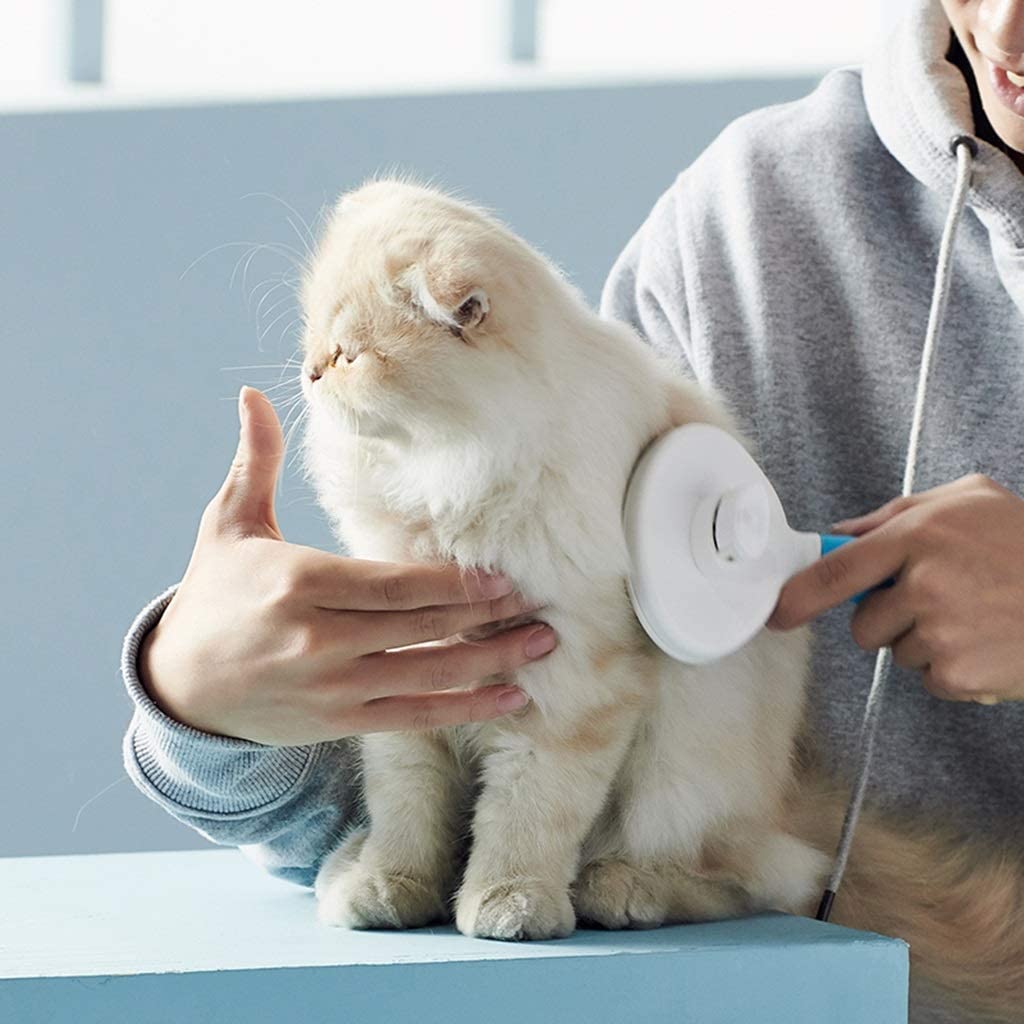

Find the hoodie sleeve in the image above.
[
  {"left": 121, "top": 586, "right": 363, "bottom": 887},
  {"left": 599, "top": 175, "right": 702, "bottom": 380}
]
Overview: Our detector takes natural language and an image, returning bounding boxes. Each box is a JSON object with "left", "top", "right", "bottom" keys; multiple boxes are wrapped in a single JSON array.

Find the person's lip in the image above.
[{"left": 984, "top": 57, "right": 1024, "bottom": 117}]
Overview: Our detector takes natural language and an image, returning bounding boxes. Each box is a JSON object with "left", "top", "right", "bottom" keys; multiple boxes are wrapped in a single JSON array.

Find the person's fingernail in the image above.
[
  {"left": 496, "top": 688, "right": 530, "bottom": 713},
  {"left": 525, "top": 625, "right": 557, "bottom": 658},
  {"left": 480, "top": 574, "right": 514, "bottom": 598}
]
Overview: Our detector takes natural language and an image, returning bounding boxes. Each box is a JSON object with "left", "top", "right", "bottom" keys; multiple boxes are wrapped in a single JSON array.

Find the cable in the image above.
[{"left": 816, "top": 135, "right": 977, "bottom": 922}]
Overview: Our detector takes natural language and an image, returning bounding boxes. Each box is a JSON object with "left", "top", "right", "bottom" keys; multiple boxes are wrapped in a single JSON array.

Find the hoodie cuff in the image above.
[{"left": 120, "top": 585, "right": 317, "bottom": 818}]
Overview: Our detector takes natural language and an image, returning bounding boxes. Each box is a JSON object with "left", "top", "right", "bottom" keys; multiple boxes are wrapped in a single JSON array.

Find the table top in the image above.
[{"left": 0, "top": 848, "right": 905, "bottom": 980}]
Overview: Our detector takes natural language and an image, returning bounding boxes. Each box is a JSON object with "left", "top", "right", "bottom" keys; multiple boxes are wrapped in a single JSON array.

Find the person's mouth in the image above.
[{"left": 983, "top": 54, "right": 1024, "bottom": 117}]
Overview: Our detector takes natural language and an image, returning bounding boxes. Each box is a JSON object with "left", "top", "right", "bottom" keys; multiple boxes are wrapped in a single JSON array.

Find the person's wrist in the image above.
[
  {"left": 137, "top": 622, "right": 171, "bottom": 705},
  {"left": 137, "top": 620, "right": 199, "bottom": 727}
]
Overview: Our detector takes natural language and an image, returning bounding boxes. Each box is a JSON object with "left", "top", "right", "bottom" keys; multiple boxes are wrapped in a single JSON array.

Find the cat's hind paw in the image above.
[
  {"left": 455, "top": 878, "right": 575, "bottom": 941},
  {"left": 574, "top": 857, "right": 750, "bottom": 928},
  {"left": 573, "top": 859, "right": 667, "bottom": 929}
]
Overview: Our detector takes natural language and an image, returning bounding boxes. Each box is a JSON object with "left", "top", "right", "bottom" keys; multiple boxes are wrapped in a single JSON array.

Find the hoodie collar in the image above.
[{"left": 863, "top": 0, "right": 1024, "bottom": 251}]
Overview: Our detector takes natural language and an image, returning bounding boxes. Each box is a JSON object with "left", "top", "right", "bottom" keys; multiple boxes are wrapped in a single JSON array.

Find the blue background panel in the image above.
[{"left": 0, "top": 77, "right": 814, "bottom": 858}]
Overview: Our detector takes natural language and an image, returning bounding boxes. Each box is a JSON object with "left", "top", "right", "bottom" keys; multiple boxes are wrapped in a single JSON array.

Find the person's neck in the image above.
[{"left": 947, "top": 31, "right": 1024, "bottom": 174}]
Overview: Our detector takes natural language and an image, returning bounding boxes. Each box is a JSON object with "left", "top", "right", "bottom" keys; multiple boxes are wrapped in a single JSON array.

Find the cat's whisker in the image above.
[
  {"left": 256, "top": 291, "right": 297, "bottom": 330},
  {"left": 278, "top": 388, "right": 307, "bottom": 414},
  {"left": 253, "top": 278, "right": 297, "bottom": 320},
  {"left": 277, "top": 398, "right": 307, "bottom": 421},
  {"left": 274, "top": 317, "right": 304, "bottom": 351},
  {"left": 283, "top": 406, "right": 311, "bottom": 476},
  {"left": 257, "top": 306, "right": 300, "bottom": 348},
  {"left": 246, "top": 275, "right": 289, "bottom": 318},
  {"left": 232, "top": 241, "right": 302, "bottom": 298},
  {"left": 179, "top": 240, "right": 287, "bottom": 283},
  {"left": 219, "top": 362, "right": 294, "bottom": 372},
  {"left": 180, "top": 240, "right": 301, "bottom": 289},
  {"left": 279, "top": 391, "right": 307, "bottom": 424},
  {"left": 239, "top": 191, "right": 318, "bottom": 263},
  {"left": 236, "top": 245, "right": 266, "bottom": 300},
  {"left": 277, "top": 356, "right": 306, "bottom": 387},
  {"left": 254, "top": 378, "right": 303, "bottom": 396},
  {"left": 351, "top": 412, "right": 362, "bottom": 509},
  {"left": 283, "top": 493, "right": 320, "bottom": 509}
]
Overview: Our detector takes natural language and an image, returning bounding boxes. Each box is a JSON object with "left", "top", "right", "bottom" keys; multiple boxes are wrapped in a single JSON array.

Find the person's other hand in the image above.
[
  {"left": 138, "top": 386, "right": 556, "bottom": 744},
  {"left": 767, "top": 474, "right": 1024, "bottom": 703}
]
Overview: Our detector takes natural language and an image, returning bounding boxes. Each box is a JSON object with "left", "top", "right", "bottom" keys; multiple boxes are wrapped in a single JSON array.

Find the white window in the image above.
[
  {"left": 1, "top": 0, "right": 905, "bottom": 104},
  {"left": 105, "top": 1, "right": 508, "bottom": 93},
  {"left": 540, "top": 0, "right": 897, "bottom": 78}
]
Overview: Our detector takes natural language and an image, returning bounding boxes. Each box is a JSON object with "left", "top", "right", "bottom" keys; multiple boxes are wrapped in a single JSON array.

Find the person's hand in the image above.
[
  {"left": 766, "top": 474, "right": 1024, "bottom": 703},
  {"left": 138, "top": 386, "right": 557, "bottom": 745}
]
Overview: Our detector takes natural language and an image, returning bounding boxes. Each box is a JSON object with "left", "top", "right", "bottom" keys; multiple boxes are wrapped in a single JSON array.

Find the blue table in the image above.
[{"left": 0, "top": 849, "right": 907, "bottom": 1023}]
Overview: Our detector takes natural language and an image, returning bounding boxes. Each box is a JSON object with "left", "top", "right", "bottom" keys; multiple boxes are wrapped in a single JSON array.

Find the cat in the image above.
[
  {"left": 299, "top": 178, "right": 826, "bottom": 940},
  {"left": 299, "top": 179, "right": 1024, "bottom": 1023}
]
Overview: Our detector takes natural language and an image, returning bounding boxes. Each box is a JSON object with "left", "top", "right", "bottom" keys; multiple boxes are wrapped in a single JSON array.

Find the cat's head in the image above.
[{"left": 299, "top": 179, "right": 579, "bottom": 441}]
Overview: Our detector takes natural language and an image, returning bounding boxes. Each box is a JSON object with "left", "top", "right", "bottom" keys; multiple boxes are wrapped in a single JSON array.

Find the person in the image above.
[{"left": 123, "top": 0, "right": 1022, "bottom": 931}]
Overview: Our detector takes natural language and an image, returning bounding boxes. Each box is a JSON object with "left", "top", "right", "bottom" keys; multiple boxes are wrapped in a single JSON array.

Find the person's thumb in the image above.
[{"left": 209, "top": 386, "right": 285, "bottom": 539}]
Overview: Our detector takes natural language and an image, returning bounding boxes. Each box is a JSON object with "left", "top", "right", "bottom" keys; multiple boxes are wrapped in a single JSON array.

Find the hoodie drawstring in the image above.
[{"left": 816, "top": 134, "right": 978, "bottom": 922}]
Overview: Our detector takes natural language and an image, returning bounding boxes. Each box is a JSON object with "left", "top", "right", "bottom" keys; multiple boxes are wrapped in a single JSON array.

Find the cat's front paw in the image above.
[
  {"left": 573, "top": 859, "right": 667, "bottom": 929},
  {"left": 316, "top": 831, "right": 448, "bottom": 930},
  {"left": 455, "top": 878, "right": 575, "bottom": 941}
]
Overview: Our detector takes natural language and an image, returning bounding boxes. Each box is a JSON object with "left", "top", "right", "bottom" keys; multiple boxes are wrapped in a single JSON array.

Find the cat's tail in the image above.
[{"left": 786, "top": 767, "right": 1024, "bottom": 1023}]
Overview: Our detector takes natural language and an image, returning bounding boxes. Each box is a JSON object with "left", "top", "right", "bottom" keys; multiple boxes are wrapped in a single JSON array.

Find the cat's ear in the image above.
[{"left": 401, "top": 264, "right": 489, "bottom": 341}]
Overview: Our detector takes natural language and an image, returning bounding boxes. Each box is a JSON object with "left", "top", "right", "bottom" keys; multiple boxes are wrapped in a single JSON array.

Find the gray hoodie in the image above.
[
  {"left": 121, "top": 0, "right": 1023, "bottom": 998},
  {"left": 600, "top": 0, "right": 1024, "bottom": 846}
]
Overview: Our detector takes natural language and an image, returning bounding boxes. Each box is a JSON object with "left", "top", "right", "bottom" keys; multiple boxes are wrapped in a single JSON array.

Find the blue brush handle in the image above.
[{"left": 818, "top": 534, "right": 895, "bottom": 605}]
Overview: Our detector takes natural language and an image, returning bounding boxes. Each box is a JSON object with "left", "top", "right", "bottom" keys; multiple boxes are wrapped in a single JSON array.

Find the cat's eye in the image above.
[
  {"left": 447, "top": 291, "right": 488, "bottom": 341},
  {"left": 455, "top": 295, "right": 486, "bottom": 327}
]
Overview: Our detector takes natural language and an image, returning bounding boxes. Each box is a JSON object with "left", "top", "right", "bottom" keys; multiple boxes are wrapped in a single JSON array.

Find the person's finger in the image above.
[
  {"left": 206, "top": 386, "right": 285, "bottom": 539},
  {"left": 767, "top": 519, "right": 914, "bottom": 630},
  {"left": 832, "top": 475, "right": 998, "bottom": 536},
  {"left": 347, "top": 683, "right": 532, "bottom": 734},
  {"left": 351, "top": 622, "right": 557, "bottom": 699},
  {"left": 890, "top": 627, "right": 930, "bottom": 670},
  {"left": 299, "top": 556, "right": 514, "bottom": 611},
  {"left": 830, "top": 495, "right": 920, "bottom": 536},
  {"left": 921, "top": 667, "right": 970, "bottom": 702},
  {"left": 848, "top": 581, "right": 915, "bottom": 653},
  {"left": 331, "top": 591, "right": 540, "bottom": 656}
]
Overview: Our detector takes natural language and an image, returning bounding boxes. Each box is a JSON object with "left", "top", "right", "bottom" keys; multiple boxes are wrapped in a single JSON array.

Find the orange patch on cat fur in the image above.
[{"left": 561, "top": 694, "right": 648, "bottom": 754}]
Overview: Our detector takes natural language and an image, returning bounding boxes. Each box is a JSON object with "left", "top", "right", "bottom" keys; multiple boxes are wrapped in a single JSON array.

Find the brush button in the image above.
[{"left": 714, "top": 483, "right": 771, "bottom": 563}]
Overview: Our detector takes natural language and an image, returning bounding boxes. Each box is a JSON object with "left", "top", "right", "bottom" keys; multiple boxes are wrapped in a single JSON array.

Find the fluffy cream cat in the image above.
[
  {"left": 299, "top": 180, "right": 1024, "bottom": 1023},
  {"left": 300, "top": 179, "right": 825, "bottom": 940}
]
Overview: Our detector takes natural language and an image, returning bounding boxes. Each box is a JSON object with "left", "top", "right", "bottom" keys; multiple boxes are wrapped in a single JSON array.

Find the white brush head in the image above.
[{"left": 623, "top": 423, "right": 818, "bottom": 664}]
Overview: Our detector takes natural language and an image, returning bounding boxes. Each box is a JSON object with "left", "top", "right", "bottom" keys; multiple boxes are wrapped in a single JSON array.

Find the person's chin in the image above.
[{"left": 983, "top": 101, "right": 1024, "bottom": 158}]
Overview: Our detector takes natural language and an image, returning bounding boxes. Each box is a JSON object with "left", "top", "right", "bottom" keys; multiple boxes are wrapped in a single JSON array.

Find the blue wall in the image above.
[{"left": 1, "top": 77, "right": 814, "bottom": 857}]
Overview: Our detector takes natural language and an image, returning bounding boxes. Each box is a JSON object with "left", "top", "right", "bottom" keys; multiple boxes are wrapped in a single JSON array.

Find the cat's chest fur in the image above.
[
  {"left": 313, "top": 431, "right": 631, "bottom": 609},
  {"left": 307, "top": 431, "right": 651, "bottom": 726}
]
